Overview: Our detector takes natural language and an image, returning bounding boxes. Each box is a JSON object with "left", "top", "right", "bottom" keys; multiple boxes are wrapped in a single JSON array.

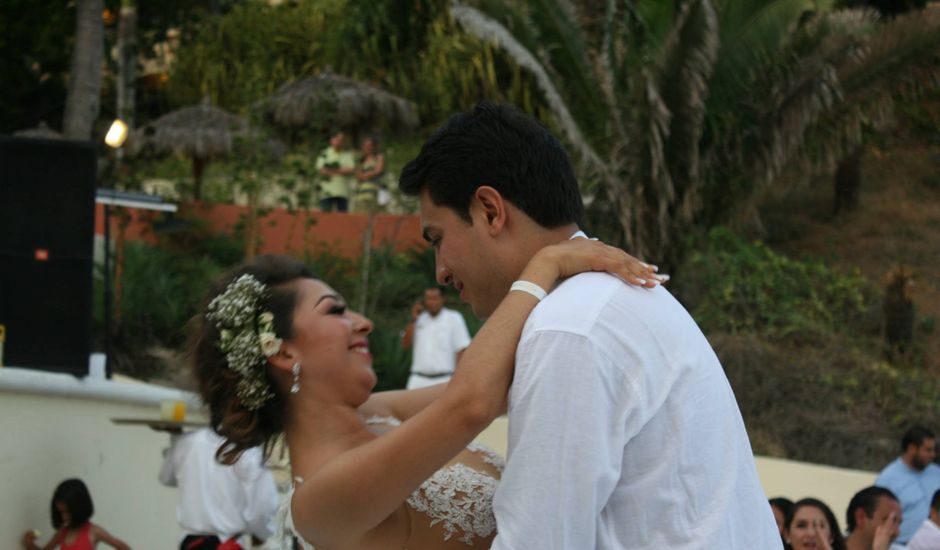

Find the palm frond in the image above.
[
  {"left": 450, "top": 3, "right": 606, "bottom": 171},
  {"left": 656, "top": 0, "right": 720, "bottom": 223},
  {"left": 747, "top": 11, "right": 868, "bottom": 186},
  {"left": 709, "top": 0, "right": 819, "bottom": 121},
  {"left": 525, "top": 0, "right": 612, "bottom": 142},
  {"left": 839, "top": 7, "right": 940, "bottom": 94},
  {"left": 611, "top": 0, "right": 720, "bottom": 259},
  {"left": 747, "top": 7, "right": 940, "bottom": 186},
  {"left": 811, "top": 6, "right": 940, "bottom": 168},
  {"left": 598, "top": 0, "right": 630, "bottom": 146}
]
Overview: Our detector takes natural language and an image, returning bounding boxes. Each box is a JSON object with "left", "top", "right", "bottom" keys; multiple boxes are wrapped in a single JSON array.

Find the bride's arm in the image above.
[
  {"left": 293, "top": 240, "right": 658, "bottom": 547},
  {"left": 358, "top": 383, "right": 447, "bottom": 420}
]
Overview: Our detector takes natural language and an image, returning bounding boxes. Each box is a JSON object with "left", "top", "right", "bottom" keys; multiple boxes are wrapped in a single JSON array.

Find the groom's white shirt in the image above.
[{"left": 490, "top": 232, "right": 781, "bottom": 549}]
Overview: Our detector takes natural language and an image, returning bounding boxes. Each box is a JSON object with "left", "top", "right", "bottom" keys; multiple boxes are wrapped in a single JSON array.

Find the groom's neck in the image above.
[{"left": 506, "top": 223, "right": 580, "bottom": 277}]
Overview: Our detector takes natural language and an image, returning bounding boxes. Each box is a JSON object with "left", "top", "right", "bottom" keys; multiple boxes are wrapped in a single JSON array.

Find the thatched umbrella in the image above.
[
  {"left": 13, "top": 122, "right": 64, "bottom": 139},
  {"left": 134, "top": 99, "right": 260, "bottom": 200},
  {"left": 263, "top": 71, "right": 419, "bottom": 133}
]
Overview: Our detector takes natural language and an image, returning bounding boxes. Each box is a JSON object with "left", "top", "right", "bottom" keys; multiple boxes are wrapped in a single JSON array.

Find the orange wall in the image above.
[{"left": 94, "top": 202, "right": 426, "bottom": 258}]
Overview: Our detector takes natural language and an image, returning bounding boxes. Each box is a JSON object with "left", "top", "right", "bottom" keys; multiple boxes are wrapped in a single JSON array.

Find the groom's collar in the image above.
[{"left": 569, "top": 229, "right": 588, "bottom": 240}]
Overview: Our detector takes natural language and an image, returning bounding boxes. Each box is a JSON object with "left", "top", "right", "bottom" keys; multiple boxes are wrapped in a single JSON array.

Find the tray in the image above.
[{"left": 110, "top": 417, "right": 207, "bottom": 429}]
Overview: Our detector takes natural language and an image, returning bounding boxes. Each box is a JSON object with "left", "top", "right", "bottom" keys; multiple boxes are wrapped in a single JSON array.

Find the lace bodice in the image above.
[{"left": 281, "top": 415, "right": 503, "bottom": 549}]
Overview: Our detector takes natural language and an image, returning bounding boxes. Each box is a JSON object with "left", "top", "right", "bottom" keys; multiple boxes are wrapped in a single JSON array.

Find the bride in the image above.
[{"left": 191, "top": 238, "right": 663, "bottom": 549}]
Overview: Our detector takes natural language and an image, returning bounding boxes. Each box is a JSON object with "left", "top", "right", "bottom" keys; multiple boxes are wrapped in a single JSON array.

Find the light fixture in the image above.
[{"left": 105, "top": 119, "right": 128, "bottom": 148}]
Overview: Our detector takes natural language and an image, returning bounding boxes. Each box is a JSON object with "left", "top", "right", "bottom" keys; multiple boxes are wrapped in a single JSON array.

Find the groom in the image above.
[{"left": 400, "top": 101, "right": 781, "bottom": 548}]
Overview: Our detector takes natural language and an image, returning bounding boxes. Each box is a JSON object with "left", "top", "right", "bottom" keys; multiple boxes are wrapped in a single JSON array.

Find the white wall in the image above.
[
  {"left": 756, "top": 455, "right": 877, "bottom": 523},
  {"left": 0, "top": 367, "right": 202, "bottom": 550}
]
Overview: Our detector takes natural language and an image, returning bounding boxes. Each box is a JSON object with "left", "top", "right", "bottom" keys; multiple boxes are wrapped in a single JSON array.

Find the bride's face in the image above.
[{"left": 287, "top": 279, "right": 375, "bottom": 401}]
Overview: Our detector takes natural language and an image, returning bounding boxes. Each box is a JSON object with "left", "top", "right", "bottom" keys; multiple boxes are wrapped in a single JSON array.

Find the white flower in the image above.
[
  {"left": 259, "top": 332, "right": 282, "bottom": 357},
  {"left": 208, "top": 274, "right": 280, "bottom": 410}
]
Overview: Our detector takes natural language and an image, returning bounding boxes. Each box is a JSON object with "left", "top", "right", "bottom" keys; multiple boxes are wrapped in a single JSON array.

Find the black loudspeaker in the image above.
[{"left": 0, "top": 136, "right": 96, "bottom": 375}]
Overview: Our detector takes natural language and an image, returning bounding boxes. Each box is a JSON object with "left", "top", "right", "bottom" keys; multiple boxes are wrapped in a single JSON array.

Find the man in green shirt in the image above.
[{"left": 316, "top": 131, "right": 357, "bottom": 212}]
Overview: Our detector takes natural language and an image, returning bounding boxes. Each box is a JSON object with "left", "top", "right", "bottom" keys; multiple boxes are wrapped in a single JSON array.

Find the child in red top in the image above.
[{"left": 21, "top": 478, "right": 130, "bottom": 550}]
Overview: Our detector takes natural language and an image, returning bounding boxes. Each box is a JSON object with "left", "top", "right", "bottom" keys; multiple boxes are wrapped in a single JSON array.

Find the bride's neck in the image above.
[{"left": 285, "top": 396, "right": 373, "bottom": 479}]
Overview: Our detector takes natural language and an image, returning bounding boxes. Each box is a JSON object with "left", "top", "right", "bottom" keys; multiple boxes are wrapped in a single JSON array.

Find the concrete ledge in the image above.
[{"left": 0, "top": 366, "right": 200, "bottom": 407}]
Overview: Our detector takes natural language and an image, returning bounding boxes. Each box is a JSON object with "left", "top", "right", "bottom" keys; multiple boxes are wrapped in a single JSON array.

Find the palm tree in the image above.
[
  {"left": 116, "top": 0, "right": 137, "bottom": 126},
  {"left": 451, "top": 0, "right": 940, "bottom": 267},
  {"left": 63, "top": 0, "right": 104, "bottom": 140}
]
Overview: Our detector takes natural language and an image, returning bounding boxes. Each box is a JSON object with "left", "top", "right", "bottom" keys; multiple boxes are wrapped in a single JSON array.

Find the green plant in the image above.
[
  {"left": 167, "top": 0, "right": 550, "bottom": 128},
  {"left": 452, "top": 0, "right": 940, "bottom": 269},
  {"left": 96, "top": 221, "right": 245, "bottom": 379},
  {"left": 676, "top": 227, "right": 872, "bottom": 335},
  {"left": 118, "top": 241, "right": 225, "bottom": 346},
  {"left": 920, "top": 315, "right": 936, "bottom": 334},
  {"left": 369, "top": 326, "right": 412, "bottom": 391}
]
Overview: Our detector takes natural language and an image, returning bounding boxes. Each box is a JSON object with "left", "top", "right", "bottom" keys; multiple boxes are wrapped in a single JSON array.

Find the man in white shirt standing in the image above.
[
  {"left": 399, "top": 101, "right": 781, "bottom": 549},
  {"left": 158, "top": 427, "right": 279, "bottom": 549},
  {"left": 908, "top": 489, "right": 940, "bottom": 550},
  {"left": 876, "top": 426, "right": 940, "bottom": 545},
  {"left": 402, "top": 286, "right": 472, "bottom": 389}
]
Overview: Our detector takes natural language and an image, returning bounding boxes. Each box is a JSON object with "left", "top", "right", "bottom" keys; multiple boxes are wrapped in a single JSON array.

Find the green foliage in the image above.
[
  {"left": 365, "top": 246, "right": 437, "bottom": 321},
  {"left": 920, "top": 315, "right": 936, "bottom": 334},
  {"left": 168, "top": 0, "right": 341, "bottom": 111},
  {"left": 118, "top": 241, "right": 222, "bottom": 345},
  {"left": 408, "top": 16, "right": 548, "bottom": 122},
  {"left": 369, "top": 326, "right": 412, "bottom": 392},
  {"left": 456, "top": 0, "right": 940, "bottom": 271},
  {"left": 96, "top": 217, "right": 245, "bottom": 378},
  {"left": 0, "top": 0, "right": 72, "bottom": 132},
  {"left": 104, "top": 241, "right": 224, "bottom": 380},
  {"left": 167, "top": 0, "right": 549, "bottom": 125},
  {"left": 678, "top": 227, "right": 871, "bottom": 335}
]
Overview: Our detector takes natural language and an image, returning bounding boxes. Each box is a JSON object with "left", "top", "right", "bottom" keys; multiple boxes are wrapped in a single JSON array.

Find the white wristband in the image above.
[{"left": 510, "top": 280, "right": 547, "bottom": 301}]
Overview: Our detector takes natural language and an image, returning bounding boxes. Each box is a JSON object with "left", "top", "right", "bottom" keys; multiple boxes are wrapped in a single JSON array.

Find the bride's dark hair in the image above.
[{"left": 190, "top": 254, "right": 313, "bottom": 464}]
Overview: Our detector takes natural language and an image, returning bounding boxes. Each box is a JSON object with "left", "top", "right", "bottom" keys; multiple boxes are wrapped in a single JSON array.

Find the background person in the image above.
[
  {"left": 401, "top": 286, "right": 471, "bottom": 390},
  {"left": 353, "top": 135, "right": 386, "bottom": 214},
  {"left": 844, "top": 486, "right": 902, "bottom": 550},
  {"left": 315, "top": 131, "right": 356, "bottom": 212},
  {"left": 772, "top": 497, "right": 796, "bottom": 537},
  {"left": 907, "top": 488, "right": 940, "bottom": 550},
  {"left": 158, "top": 427, "right": 279, "bottom": 549},
  {"left": 783, "top": 497, "right": 846, "bottom": 550},
  {"left": 21, "top": 478, "right": 131, "bottom": 550},
  {"left": 876, "top": 425, "right": 940, "bottom": 544}
]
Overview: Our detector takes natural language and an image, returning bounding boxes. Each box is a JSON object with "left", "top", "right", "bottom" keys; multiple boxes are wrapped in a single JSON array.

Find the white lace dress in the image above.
[{"left": 280, "top": 415, "right": 504, "bottom": 549}]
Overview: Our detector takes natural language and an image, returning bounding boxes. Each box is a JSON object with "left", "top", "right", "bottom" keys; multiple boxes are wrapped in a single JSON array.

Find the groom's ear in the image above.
[{"left": 473, "top": 186, "right": 507, "bottom": 236}]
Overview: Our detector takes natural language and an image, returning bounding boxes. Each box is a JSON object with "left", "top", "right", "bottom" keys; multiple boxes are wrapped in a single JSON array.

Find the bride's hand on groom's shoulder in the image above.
[{"left": 528, "top": 238, "right": 669, "bottom": 289}]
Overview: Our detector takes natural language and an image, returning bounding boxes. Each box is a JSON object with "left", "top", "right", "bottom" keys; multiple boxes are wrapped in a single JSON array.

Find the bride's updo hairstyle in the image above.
[{"left": 191, "top": 254, "right": 313, "bottom": 464}]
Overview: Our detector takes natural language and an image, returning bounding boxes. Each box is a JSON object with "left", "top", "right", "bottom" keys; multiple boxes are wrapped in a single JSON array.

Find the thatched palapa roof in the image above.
[
  {"left": 13, "top": 122, "right": 64, "bottom": 139},
  {"left": 264, "top": 71, "right": 419, "bottom": 132},
  {"left": 135, "top": 100, "right": 250, "bottom": 159}
]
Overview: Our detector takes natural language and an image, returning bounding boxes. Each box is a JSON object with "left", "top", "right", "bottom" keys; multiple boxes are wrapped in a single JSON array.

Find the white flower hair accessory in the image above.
[{"left": 207, "top": 274, "right": 283, "bottom": 410}]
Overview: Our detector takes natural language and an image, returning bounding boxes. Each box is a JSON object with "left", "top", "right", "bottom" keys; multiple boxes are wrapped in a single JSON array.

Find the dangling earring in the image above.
[{"left": 291, "top": 362, "right": 301, "bottom": 394}]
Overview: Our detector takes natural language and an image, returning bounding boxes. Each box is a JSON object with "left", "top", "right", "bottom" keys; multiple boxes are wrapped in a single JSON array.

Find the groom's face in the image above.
[{"left": 419, "top": 191, "right": 506, "bottom": 318}]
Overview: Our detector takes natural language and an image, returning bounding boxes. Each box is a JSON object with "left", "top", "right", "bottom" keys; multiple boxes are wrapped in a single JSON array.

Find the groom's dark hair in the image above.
[{"left": 399, "top": 101, "right": 583, "bottom": 228}]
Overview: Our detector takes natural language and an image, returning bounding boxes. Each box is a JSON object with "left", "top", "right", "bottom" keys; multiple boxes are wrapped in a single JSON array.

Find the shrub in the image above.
[{"left": 676, "top": 227, "right": 873, "bottom": 336}]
